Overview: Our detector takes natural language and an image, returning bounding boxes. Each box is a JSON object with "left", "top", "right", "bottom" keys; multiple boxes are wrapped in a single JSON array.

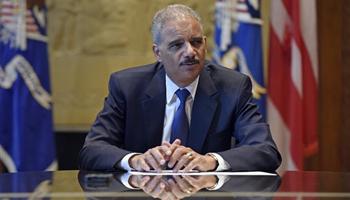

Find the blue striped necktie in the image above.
[{"left": 170, "top": 89, "right": 190, "bottom": 145}]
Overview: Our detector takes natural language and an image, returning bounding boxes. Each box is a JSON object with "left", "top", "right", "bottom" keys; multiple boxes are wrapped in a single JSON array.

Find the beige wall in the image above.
[
  {"left": 261, "top": 0, "right": 270, "bottom": 83},
  {"left": 47, "top": 0, "right": 215, "bottom": 130}
]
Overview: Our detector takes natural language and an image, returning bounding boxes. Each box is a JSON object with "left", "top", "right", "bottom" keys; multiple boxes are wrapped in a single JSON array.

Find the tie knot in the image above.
[{"left": 175, "top": 89, "right": 190, "bottom": 103}]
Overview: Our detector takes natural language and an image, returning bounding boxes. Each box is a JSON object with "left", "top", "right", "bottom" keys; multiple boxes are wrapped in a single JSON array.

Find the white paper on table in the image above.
[{"left": 128, "top": 170, "right": 277, "bottom": 176}]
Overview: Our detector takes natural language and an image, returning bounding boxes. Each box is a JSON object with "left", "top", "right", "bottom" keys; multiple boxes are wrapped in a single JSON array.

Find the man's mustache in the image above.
[{"left": 180, "top": 59, "right": 200, "bottom": 65}]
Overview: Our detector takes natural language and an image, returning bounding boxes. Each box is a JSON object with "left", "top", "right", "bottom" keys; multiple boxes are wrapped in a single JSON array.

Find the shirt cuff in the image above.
[
  {"left": 120, "top": 172, "right": 140, "bottom": 190},
  {"left": 207, "top": 153, "right": 230, "bottom": 171},
  {"left": 117, "top": 153, "right": 140, "bottom": 171},
  {"left": 206, "top": 175, "right": 231, "bottom": 190}
]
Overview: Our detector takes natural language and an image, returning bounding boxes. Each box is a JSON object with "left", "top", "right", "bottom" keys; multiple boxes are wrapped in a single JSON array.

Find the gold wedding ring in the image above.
[
  {"left": 186, "top": 152, "right": 193, "bottom": 159},
  {"left": 185, "top": 188, "right": 193, "bottom": 194}
]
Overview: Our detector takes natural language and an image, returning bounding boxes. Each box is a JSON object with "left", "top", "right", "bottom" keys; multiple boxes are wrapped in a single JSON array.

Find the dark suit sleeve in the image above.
[
  {"left": 219, "top": 76, "right": 282, "bottom": 172},
  {"left": 78, "top": 74, "right": 131, "bottom": 171}
]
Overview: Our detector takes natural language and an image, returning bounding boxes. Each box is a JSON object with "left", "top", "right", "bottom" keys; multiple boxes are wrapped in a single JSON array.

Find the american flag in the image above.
[
  {"left": 267, "top": 0, "right": 318, "bottom": 171},
  {"left": 0, "top": 0, "right": 46, "bottom": 50}
]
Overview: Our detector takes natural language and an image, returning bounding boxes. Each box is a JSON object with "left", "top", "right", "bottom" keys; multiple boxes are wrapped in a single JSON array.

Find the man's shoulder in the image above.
[
  {"left": 107, "top": 62, "right": 164, "bottom": 93},
  {"left": 204, "top": 61, "right": 248, "bottom": 82},
  {"left": 203, "top": 61, "right": 252, "bottom": 99},
  {"left": 111, "top": 62, "right": 162, "bottom": 79}
]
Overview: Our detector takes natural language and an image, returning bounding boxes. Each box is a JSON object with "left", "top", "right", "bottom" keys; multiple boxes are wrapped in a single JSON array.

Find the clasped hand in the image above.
[{"left": 129, "top": 139, "right": 217, "bottom": 172}]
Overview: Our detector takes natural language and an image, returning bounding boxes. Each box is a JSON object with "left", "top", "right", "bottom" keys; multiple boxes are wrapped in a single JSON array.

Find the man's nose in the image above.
[{"left": 184, "top": 42, "right": 195, "bottom": 57}]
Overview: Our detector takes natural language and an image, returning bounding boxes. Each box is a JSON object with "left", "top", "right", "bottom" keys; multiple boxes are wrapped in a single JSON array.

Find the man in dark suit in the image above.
[{"left": 78, "top": 4, "right": 281, "bottom": 172}]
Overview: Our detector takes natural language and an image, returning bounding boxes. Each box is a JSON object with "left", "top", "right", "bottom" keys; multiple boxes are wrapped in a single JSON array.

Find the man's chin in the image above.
[{"left": 181, "top": 63, "right": 201, "bottom": 70}]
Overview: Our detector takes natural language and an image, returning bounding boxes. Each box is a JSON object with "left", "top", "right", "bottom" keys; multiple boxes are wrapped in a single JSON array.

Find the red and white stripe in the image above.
[
  {"left": 268, "top": 0, "right": 318, "bottom": 171},
  {"left": 1, "top": 0, "right": 39, "bottom": 34}
]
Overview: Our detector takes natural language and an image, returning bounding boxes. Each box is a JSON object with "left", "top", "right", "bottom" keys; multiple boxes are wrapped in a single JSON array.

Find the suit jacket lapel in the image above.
[
  {"left": 188, "top": 67, "right": 218, "bottom": 153},
  {"left": 141, "top": 67, "right": 166, "bottom": 149}
]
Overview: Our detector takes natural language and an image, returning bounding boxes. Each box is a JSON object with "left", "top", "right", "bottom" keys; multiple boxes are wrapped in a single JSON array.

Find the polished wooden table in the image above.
[{"left": 0, "top": 170, "right": 350, "bottom": 199}]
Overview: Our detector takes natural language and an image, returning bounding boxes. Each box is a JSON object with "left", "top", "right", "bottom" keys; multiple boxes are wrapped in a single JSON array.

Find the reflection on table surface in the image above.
[
  {"left": 0, "top": 170, "right": 350, "bottom": 199},
  {"left": 79, "top": 171, "right": 280, "bottom": 200}
]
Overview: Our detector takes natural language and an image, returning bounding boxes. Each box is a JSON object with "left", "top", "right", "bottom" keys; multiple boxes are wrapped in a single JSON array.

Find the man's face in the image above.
[{"left": 153, "top": 17, "right": 207, "bottom": 87}]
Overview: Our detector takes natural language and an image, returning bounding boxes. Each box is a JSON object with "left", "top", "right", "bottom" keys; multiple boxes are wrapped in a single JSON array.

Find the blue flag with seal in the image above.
[
  {"left": 213, "top": 0, "right": 266, "bottom": 117},
  {"left": 0, "top": 0, "right": 56, "bottom": 172}
]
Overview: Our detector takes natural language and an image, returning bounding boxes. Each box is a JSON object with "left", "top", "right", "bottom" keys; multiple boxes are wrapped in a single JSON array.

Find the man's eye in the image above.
[
  {"left": 169, "top": 43, "right": 183, "bottom": 50},
  {"left": 191, "top": 39, "right": 203, "bottom": 48}
]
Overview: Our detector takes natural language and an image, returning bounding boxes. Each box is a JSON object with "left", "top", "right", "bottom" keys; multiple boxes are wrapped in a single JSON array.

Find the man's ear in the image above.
[{"left": 152, "top": 44, "right": 162, "bottom": 62}]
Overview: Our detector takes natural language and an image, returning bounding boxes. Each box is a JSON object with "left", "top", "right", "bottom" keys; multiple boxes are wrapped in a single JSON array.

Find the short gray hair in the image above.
[{"left": 151, "top": 4, "right": 203, "bottom": 44}]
